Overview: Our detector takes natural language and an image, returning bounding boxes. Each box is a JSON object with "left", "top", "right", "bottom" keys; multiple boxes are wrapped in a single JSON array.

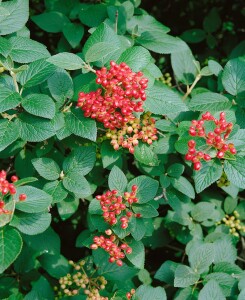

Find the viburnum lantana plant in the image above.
[{"left": 0, "top": 0, "right": 244, "bottom": 299}]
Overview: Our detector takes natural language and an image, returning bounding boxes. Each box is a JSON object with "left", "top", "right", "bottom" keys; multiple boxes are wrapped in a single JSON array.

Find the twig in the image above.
[
  {"left": 182, "top": 74, "right": 202, "bottom": 100},
  {"left": 115, "top": 10, "right": 118, "bottom": 34},
  {"left": 10, "top": 71, "right": 19, "bottom": 93}
]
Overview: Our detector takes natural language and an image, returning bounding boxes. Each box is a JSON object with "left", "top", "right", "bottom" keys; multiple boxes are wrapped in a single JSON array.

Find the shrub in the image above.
[{"left": 0, "top": 0, "right": 244, "bottom": 299}]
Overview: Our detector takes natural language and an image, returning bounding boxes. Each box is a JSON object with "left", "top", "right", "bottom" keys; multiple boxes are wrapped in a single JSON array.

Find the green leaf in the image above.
[
  {"left": 63, "top": 171, "right": 91, "bottom": 198},
  {"left": 228, "top": 129, "right": 245, "bottom": 151},
  {"left": 8, "top": 36, "right": 50, "bottom": 63},
  {"left": 0, "top": 86, "right": 21, "bottom": 113},
  {"left": 134, "top": 142, "right": 159, "bottom": 166},
  {"left": 191, "top": 202, "right": 216, "bottom": 222},
  {"left": 199, "top": 280, "right": 225, "bottom": 300},
  {"left": 127, "top": 175, "right": 159, "bottom": 203},
  {"left": 203, "top": 8, "right": 221, "bottom": 33},
  {"left": 32, "top": 158, "right": 61, "bottom": 181},
  {"left": 127, "top": 14, "right": 170, "bottom": 35},
  {"left": 63, "top": 146, "right": 96, "bottom": 176},
  {"left": 43, "top": 180, "right": 68, "bottom": 204},
  {"left": 17, "top": 59, "right": 56, "bottom": 88},
  {"left": 136, "top": 285, "right": 167, "bottom": 300},
  {"left": 83, "top": 23, "right": 122, "bottom": 66},
  {"left": 10, "top": 211, "right": 51, "bottom": 235},
  {"left": 174, "top": 265, "right": 200, "bottom": 288},
  {"left": 0, "top": 119, "right": 19, "bottom": 152},
  {"left": 0, "top": 227, "right": 22, "bottom": 273},
  {"left": 15, "top": 186, "right": 52, "bottom": 213},
  {"left": 108, "top": 165, "right": 127, "bottom": 193},
  {"left": 63, "top": 22, "right": 84, "bottom": 48},
  {"left": 167, "top": 163, "right": 185, "bottom": 178},
  {"left": 213, "top": 237, "right": 237, "bottom": 264},
  {"left": 79, "top": 4, "right": 107, "bottom": 27},
  {"left": 0, "top": 199, "right": 15, "bottom": 227},
  {"left": 0, "top": 0, "right": 29, "bottom": 35},
  {"left": 136, "top": 31, "right": 188, "bottom": 54},
  {"left": 24, "top": 276, "right": 54, "bottom": 300},
  {"left": 132, "top": 203, "right": 159, "bottom": 218},
  {"left": 117, "top": 46, "right": 152, "bottom": 72},
  {"left": 85, "top": 42, "right": 120, "bottom": 63},
  {"left": 57, "top": 196, "right": 79, "bottom": 221},
  {"left": 22, "top": 94, "right": 55, "bottom": 119},
  {"left": 224, "top": 156, "right": 245, "bottom": 189},
  {"left": 38, "top": 253, "right": 71, "bottom": 279},
  {"left": 101, "top": 140, "right": 121, "bottom": 168},
  {"left": 188, "top": 92, "right": 231, "bottom": 112},
  {"left": 47, "top": 69, "right": 74, "bottom": 102},
  {"left": 0, "top": 36, "right": 11, "bottom": 57},
  {"left": 222, "top": 58, "right": 245, "bottom": 96},
  {"left": 125, "top": 238, "right": 145, "bottom": 269},
  {"left": 224, "top": 196, "right": 237, "bottom": 214},
  {"left": 180, "top": 29, "right": 206, "bottom": 43},
  {"left": 170, "top": 176, "right": 195, "bottom": 199},
  {"left": 31, "top": 12, "right": 69, "bottom": 33},
  {"left": 194, "top": 160, "right": 223, "bottom": 193},
  {"left": 204, "top": 272, "right": 236, "bottom": 297},
  {"left": 145, "top": 83, "right": 188, "bottom": 115},
  {"left": 171, "top": 47, "right": 198, "bottom": 85},
  {"left": 154, "top": 260, "right": 179, "bottom": 284},
  {"left": 16, "top": 113, "right": 55, "bottom": 142},
  {"left": 131, "top": 218, "right": 146, "bottom": 241},
  {"left": 65, "top": 109, "right": 97, "bottom": 142},
  {"left": 208, "top": 60, "right": 223, "bottom": 76},
  {"left": 188, "top": 244, "right": 214, "bottom": 274},
  {"left": 47, "top": 52, "right": 85, "bottom": 70}
]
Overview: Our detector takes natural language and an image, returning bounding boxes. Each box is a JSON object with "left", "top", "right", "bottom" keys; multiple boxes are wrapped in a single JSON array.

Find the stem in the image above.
[
  {"left": 10, "top": 71, "right": 19, "bottom": 93},
  {"left": 115, "top": 10, "right": 118, "bottom": 34},
  {"left": 182, "top": 74, "right": 202, "bottom": 100},
  {"left": 83, "top": 63, "right": 96, "bottom": 74}
]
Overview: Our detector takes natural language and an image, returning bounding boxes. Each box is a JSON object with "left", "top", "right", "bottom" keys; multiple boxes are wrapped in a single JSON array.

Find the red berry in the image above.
[
  {"left": 194, "top": 162, "right": 201, "bottom": 171},
  {"left": 185, "top": 153, "right": 193, "bottom": 161},
  {"left": 11, "top": 175, "right": 18, "bottom": 182},
  {"left": 230, "top": 148, "right": 237, "bottom": 154},
  {"left": 188, "top": 140, "right": 196, "bottom": 148},
  {"left": 0, "top": 201, "right": 4, "bottom": 209},
  {"left": 116, "top": 260, "right": 123, "bottom": 267},
  {"left": 203, "top": 154, "right": 211, "bottom": 161},
  {"left": 216, "top": 151, "right": 224, "bottom": 159},
  {"left": 19, "top": 194, "right": 27, "bottom": 201}
]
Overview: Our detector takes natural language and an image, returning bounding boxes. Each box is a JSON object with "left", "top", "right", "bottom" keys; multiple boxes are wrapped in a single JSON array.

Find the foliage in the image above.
[{"left": 0, "top": 0, "right": 244, "bottom": 299}]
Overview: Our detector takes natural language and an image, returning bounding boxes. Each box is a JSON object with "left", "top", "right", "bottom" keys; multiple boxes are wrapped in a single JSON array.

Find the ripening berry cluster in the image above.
[
  {"left": 106, "top": 112, "right": 158, "bottom": 154},
  {"left": 77, "top": 61, "right": 148, "bottom": 130},
  {"left": 0, "top": 170, "right": 27, "bottom": 215},
  {"left": 91, "top": 231, "right": 132, "bottom": 267},
  {"left": 217, "top": 210, "right": 245, "bottom": 238},
  {"left": 96, "top": 185, "right": 140, "bottom": 229},
  {"left": 126, "top": 289, "right": 136, "bottom": 299},
  {"left": 185, "top": 112, "right": 237, "bottom": 170},
  {"left": 56, "top": 260, "right": 108, "bottom": 300}
]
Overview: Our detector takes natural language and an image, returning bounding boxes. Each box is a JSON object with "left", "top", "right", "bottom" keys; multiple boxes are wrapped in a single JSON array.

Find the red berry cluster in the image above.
[
  {"left": 0, "top": 171, "right": 27, "bottom": 214},
  {"left": 90, "top": 231, "right": 132, "bottom": 267},
  {"left": 77, "top": 61, "right": 148, "bottom": 130},
  {"left": 186, "top": 112, "right": 237, "bottom": 170},
  {"left": 96, "top": 185, "right": 140, "bottom": 229},
  {"left": 106, "top": 112, "right": 158, "bottom": 154},
  {"left": 126, "top": 289, "right": 136, "bottom": 299}
]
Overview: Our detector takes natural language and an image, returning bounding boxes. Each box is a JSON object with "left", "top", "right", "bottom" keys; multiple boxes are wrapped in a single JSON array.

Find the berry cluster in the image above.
[
  {"left": 90, "top": 230, "right": 132, "bottom": 267},
  {"left": 185, "top": 112, "right": 237, "bottom": 170},
  {"left": 77, "top": 61, "right": 148, "bottom": 130},
  {"left": 217, "top": 210, "right": 245, "bottom": 238},
  {"left": 0, "top": 170, "right": 26, "bottom": 214},
  {"left": 106, "top": 112, "right": 158, "bottom": 154},
  {"left": 56, "top": 260, "right": 108, "bottom": 300},
  {"left": 96, "top": 185, "right": 140, "bottom": 229},
  {"left": 126, "top": 289, "right": 136, "bottom": 299}
]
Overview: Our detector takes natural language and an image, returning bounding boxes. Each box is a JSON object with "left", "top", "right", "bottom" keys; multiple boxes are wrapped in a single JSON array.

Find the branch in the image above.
[{"left": 182, "top": 74, "right": 202, "bottom": 100}]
